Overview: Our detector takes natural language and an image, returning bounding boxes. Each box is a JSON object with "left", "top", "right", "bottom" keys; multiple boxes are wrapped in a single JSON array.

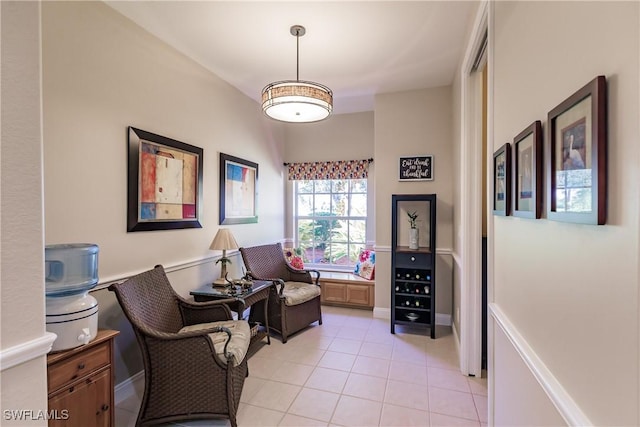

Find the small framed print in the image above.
[
  {"left": 513, "top": 121, "right": 543, "bottom": 219},
  {"left": 219, "top": 153, "right": 258, "bottom": 224},
  {"left": 398, "top": 155, "right": 433, "bottom": 181},
  {"left": 493, "top": 143, "right": 511, "bottom": 216},
  {"left": 547, "top": 76, "right": 607, "bottom": 224}
]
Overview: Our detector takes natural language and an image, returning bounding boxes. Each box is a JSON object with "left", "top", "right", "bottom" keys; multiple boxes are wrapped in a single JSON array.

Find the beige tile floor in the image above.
[{"left": 115, "top": 306, "right": 488, "bottom": 426}]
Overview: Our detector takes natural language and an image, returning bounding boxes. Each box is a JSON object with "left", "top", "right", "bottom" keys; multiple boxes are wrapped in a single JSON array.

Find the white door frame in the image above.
[{"left": 458, "top": 1, "right": 489, "bottom": 378}]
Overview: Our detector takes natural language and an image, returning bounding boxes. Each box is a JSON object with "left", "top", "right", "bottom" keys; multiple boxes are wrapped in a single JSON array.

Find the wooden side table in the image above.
[
  {"left": 190, "top": 281, "right": 273, "bottom": 348},
  {"left": 47, "top": 330, "right": 119, "bottom": 427}
]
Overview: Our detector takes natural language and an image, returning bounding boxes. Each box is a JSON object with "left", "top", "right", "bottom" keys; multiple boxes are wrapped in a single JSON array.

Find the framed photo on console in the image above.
[
  {"left": 493, "top": 143, "right": 511, "bottom": 216},
  {"left": 546, "top": 75, "right": 607, "bottom": 225},
  {"left": 513, "top": 121, "right": 543, "bottom": 219}
]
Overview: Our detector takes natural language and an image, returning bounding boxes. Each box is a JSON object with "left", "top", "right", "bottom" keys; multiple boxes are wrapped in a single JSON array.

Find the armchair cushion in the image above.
[
  {"left": 282, "top": 281, "right": 322, "bottom": 306},
  {"left": 180, "top": 320, "right": 251, "bottom": 367}
]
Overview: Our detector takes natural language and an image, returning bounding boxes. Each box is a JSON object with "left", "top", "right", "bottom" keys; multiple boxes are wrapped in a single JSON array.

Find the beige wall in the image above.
[
  {"left": 41, "top": 1, "right": 285, "bottom": 384},
  {"left": 0, "top": 1, "right": 51, "bottom": 422},
  {"left": 491, "top": 1, "right": 639, "bottom": 425},
  {"left": 374, "top": 87, "right": 454, "bottom": 319},
  {"left": 283, "top": 112, "right": 375, "bottom": 243}
]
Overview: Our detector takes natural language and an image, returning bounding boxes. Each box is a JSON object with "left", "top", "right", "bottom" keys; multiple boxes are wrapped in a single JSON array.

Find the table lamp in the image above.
[{"left": 209, "top": 228, "right": 239, "bottom": 285}]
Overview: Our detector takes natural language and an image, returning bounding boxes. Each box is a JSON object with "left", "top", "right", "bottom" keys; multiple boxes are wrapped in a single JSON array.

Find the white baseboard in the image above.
[
  {"left": 436, "top": 313, "right": 452, "bottom": 326},
  {"left": 373, "top": 307, "right": 390, "bottom": 319},
  {"left": 452, "top": 320, "right": 461, "bottom": 364},
  {"left": 115, "top": 370, "right": 144, "bottom": 405},
  {"left": 490, "top": 303, "right": 591, "bottom": 426}
]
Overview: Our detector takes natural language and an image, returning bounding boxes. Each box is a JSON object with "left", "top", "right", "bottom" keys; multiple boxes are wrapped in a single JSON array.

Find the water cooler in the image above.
[{"left": 45, "top": 243, "right": 99, "bottom": 352}]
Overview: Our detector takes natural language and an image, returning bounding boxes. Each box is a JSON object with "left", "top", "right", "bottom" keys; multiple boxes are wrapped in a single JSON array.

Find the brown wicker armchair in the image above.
[
  {"left": 240, "top": 243, "right": 322, "bottom": 343},
  {"left": 108, "top": 265, "right": 249, "bottom": 427}
]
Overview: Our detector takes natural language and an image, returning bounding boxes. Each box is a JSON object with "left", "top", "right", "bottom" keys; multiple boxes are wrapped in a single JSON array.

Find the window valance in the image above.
[{"left": 284, "top": 158, "right": 373, "bottom": 180}]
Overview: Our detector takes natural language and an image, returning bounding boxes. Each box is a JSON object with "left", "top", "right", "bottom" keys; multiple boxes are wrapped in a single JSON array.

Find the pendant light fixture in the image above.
[{"left": 262, "top": 25, "right": 333, "bottom": 123}]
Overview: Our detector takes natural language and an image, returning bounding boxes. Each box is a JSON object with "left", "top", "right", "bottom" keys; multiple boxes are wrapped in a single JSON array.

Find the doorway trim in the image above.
[{"left": 458, "top": 0, "right": 489, "bottom": 378}]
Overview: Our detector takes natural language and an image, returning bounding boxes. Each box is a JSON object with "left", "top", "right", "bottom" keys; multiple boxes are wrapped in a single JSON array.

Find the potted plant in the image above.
[{"left": 407, "top": 211, "right": 419, "bottom": 249}]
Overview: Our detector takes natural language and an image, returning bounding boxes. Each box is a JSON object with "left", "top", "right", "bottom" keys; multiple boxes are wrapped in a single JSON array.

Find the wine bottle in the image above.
[
  {"left": 415, "top": 272, "right": 421, "bottom": 280},
  {"left": 414, "top": 299, "right": 420, "bottom": 308},
  {"left": 395, "top": 285, "right": 400, "bottom": 292},
  {"left": 424, "top": 286, "right": 430, "bottom": 294},
  {"left": 405, "top": 300, "right": 410, "bottom": 306}
]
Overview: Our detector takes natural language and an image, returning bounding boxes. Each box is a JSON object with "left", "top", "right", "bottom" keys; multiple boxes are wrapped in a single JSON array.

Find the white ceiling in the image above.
[{"left": 105, "top": 1, "right": 478, "bottom": 115}]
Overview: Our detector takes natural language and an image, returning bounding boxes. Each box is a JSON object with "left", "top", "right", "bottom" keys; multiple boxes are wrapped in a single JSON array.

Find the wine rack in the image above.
[{"left": 391, "top": 194, "right": 437, "bottom": 338}]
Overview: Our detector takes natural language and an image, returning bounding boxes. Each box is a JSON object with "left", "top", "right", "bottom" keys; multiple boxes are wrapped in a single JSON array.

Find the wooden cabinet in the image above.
[
  {"left": 47, "top": 330, "right": 119, "bottom": 427},
  {"left": 319, "top": 272, "right": 374, "bottom": 309},
  {"left": 391, "top": 194, "right": 437, "bottom": 338}
]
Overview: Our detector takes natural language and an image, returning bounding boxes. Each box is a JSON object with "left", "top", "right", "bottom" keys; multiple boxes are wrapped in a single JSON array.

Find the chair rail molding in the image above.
[
  {"left": 490, "top": 303, "right": 591, "bottom": 426},
  {"left": 0, "top": 332, "right": 57, "bottom": 371}
]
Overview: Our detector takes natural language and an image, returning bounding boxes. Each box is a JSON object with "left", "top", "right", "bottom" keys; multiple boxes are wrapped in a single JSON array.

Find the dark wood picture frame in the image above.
[
  {"left": 493, "top": 143, "right": 512, "bottom": 216},
  {"left": 219, "top": 153, "right": 258, "bottom": 225},
  {"left": 127, "top": 127, "right": 203, "bottom": 232},
  {"left": 546, "top": 75, "right": 607, "bottom": 224},
  {"left": 513, "top": 121, "right": 543, "bottom": 219}
]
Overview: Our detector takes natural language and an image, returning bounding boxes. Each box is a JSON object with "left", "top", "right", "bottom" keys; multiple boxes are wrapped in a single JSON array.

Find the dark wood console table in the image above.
[{"left": 190, "top": 281, "right": 273, "bottom": 352}]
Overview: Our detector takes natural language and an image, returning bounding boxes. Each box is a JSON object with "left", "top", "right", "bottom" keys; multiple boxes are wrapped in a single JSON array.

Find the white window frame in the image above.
[{"left": 293, "top": 179, "right": 368, "bottom": 271}]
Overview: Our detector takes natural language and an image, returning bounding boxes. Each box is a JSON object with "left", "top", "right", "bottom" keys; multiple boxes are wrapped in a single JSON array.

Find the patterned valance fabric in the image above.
[{"left": 286, "top": 159, "right": 372, "bottom": 180}]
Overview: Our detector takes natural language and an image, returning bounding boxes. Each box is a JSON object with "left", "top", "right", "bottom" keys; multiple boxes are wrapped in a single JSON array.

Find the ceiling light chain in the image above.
[{"left": 261, "top": 25, "right": 333, "bottom": 123}]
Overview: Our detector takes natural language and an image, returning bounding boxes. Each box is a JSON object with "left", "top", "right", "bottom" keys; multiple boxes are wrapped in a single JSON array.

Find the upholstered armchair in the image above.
[
  {"left": 240, "top": 243, "right": 322, "bottom": 343},
  {"left": 108, "top": 265, "right": 250, "bottom": 427}
]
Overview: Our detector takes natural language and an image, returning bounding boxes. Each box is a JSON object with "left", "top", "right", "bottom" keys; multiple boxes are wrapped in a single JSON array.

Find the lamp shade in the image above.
[
  {"left": 209, "top": 228, "right": 239, "bottom": 251},
  {"left": 262, "top": 80, "right": 333, "bottom": 123},
  {"left": 262, "top": 25, "right": 332, "bottom": 123}
]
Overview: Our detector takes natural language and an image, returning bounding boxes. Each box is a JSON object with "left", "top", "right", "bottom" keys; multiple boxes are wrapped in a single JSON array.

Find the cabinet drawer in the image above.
[
  {"left": 395, "top": 252, "right": 432, "bottom": 268},
  {"left": 346, "top": 284, "right": 370, "bottom": 306},
  {"left": 48, "top": 341, "right": 110, "bottom": 393},
  {"left": 48, "top": 368, "right": 111, "bottom": 427},
  {"left": 322, "top": 282, "right": 347, "bottom": 302}
]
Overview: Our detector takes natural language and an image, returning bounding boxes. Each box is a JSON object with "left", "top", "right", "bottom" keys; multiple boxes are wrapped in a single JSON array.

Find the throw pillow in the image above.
[
  {"left": 283, "top": 247, "right": 305, "bottom": 270},
  {"left": 354, "top": 249, "right": 375, "bottom": 280}
]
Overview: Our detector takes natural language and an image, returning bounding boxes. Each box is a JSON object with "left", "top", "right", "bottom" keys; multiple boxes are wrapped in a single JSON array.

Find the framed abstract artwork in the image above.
[
  {"left": 492, "top": 143, "right": 511, "bottom": 216},
  {"left": 513, "top": 121, "right": 543, "bottom": 219},
  {"left": 127, "top": 127, "right": 203, "bottom": 232},
  {"left": 219, "top": 153, "right": 258, "bottom": 224},
  {"left": 546, "top": 76, "right": 607, "bottom": 224}
]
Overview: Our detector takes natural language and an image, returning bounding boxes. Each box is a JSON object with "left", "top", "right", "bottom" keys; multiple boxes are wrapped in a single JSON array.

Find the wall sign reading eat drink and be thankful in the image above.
[{"left": 399, "top": 155, "right": 434, "bottom": 181}]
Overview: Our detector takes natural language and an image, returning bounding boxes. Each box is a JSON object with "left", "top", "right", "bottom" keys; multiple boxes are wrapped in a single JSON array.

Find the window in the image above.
[{"left": 294, "top": 179, "right": 367, "bottom": 269}]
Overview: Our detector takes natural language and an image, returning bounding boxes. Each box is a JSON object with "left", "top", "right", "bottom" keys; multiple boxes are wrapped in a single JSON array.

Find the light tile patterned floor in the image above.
[{"left": 115, "top": 306, "right": 488, "bottom": 426}]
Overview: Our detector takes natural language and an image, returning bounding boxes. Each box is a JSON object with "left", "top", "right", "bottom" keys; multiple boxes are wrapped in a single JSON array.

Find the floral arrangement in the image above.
[
  {"left": 283, "top": 247, "right": 305, "bottom": 270},
  {"left": 354, "top": 249, "right": 376, "bottom": 280},
  {"left": 407, "top": 211, "right": 418, "bottom": 229}
]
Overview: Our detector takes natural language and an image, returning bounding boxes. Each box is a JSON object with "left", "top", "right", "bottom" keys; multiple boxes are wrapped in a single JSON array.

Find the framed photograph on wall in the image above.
[
  {"left": 493, "top": 143, "right": 511, "bottom": 216},
  {"left": 546, "top": 75, "right": 607, "bottom": 224},
  {"left": 127, "top": 127, "right": 203, "bottom": 232},
  {"left": 513, "top": 121, "right": 543, "bottom": 219},
  {"left": 219, "top": 153, "right": 258, "bottom": 224}
]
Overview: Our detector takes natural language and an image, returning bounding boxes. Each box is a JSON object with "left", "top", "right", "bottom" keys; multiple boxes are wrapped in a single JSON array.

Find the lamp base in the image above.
[{"left": 212, "top": 277, "right": 227, "bottom": 287}]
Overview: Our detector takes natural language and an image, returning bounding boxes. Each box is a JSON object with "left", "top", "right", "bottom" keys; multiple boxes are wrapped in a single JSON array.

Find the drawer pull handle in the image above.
[
  {"left": 101, "top": 404, "right": 109, "bottom": 412},
  {"left": 410, "top": 256, "right": 415, "bottom": 262},
  {"left": 78, "top": 363, "right": 85, "bottom": 369}
]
